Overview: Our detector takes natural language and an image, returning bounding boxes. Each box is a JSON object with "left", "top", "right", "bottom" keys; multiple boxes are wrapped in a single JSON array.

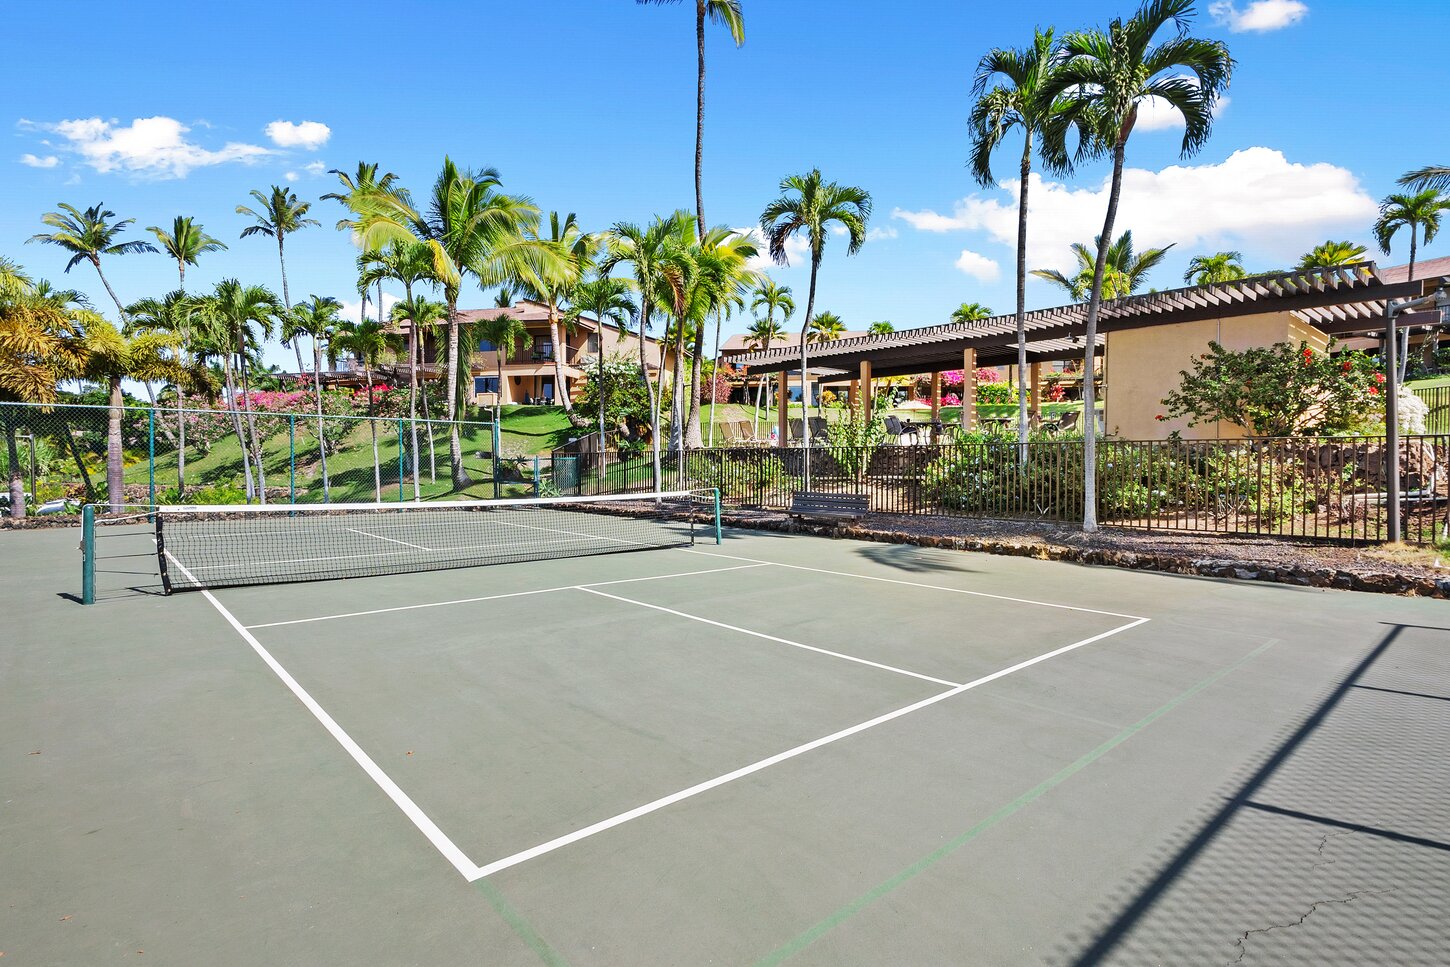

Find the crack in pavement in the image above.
[{"left": 1226, "top": 890, "right": 1395, "bottom": 965}]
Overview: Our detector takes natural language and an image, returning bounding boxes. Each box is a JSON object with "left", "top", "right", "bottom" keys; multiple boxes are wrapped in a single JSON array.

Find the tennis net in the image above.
[{"left": 155, "top": 490, "right": 715, "bottom": 593}]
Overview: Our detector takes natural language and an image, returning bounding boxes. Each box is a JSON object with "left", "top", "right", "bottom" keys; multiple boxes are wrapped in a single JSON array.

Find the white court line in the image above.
[
  {"left": 577, "top": 586, "right": 962, "bottom": 688},
  {"left": 682, "top": 548, "right": 1144, "bottom": 621},
  {"left": 164, "top": 551, "right": 485, "bottom": 881},
  {"left": 345, "top": 527, "right": 434, "bottom": 552},
  {"left": 467, "top": 614, "right": 1150, "bottom": 880},
  {"left": 245, "top": 563, "right": 770, "bottom": 629}
]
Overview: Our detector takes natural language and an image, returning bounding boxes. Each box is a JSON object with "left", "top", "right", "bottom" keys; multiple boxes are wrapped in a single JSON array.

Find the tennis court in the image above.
[{"left": 4, "top": 496, "right": 1449, "bottom": 966}]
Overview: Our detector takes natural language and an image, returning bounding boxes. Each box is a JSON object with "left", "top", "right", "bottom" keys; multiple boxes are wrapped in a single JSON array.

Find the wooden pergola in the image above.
[{"left": 733, "top": 263, "right": 1434, "bottom": 442}]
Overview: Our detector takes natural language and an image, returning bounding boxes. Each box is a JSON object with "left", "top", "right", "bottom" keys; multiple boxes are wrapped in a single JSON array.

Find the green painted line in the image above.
[
  {"left": 474, "top": 878, "right": 573, "bottom": 967},
  {"left": 754, "top": 637, "right": 1282, "bottom": 966}
]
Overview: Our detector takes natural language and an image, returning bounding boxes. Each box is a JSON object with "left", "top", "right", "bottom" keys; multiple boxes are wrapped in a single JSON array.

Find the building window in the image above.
[
  {"left": 473, "top": 376, "right": 499, "bottom": 395},
  {"left": 534, "top": 339, "right": 554, "bottom": 361},
  {"left": 586, "top": 334, "right": 600, "bottom": 354},
  {"left": 477, "top": 338, "right": 497, "bottom": 352}
]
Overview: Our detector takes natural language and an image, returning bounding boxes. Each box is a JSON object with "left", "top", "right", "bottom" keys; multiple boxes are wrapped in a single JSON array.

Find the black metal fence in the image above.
[
  {"left": 555, "top": 435, "right": 1450, "bottom": 545},
  {"left": 1413, "top": 384, "right": 1450, "bottom": 434}
]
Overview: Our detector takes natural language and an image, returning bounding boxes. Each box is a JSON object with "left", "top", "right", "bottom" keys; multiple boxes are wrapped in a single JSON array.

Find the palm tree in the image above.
[
  {"left": 517, "top": 212, "right": 593, "bottom": 413},
  {"left": 236, "top": 186, "right": 319, "bottom": 373},
  {"left": 332, "top": 319, "right": 399, "bottom": 500},
  {"left": 128, "top": 290, "right": 204, "bottom": 490},
  {"left": 951, "top": 302, "right": 994, "bottom": 324},
  {"left": 636, "top": 0, "right": 745, "bottom": 239},
  {"left": 1041, "top": 0, "right": 1232, "bottom": 531},
  {"left": 808, "top": 310, "right": 847, "bottom": 343},
  {"left": 1183, "top": 251, "right": 1247, "bottom": 285},
  {"left": 0, "top": 278, "right": 92, "bottom": 516},
  {"left": 868, "top": 321, "right": 894, "bottom": 335},
  {"left": 760, "top": 169, "right": 871, "bottom": 477},
  {"left": 286, "top": 295, "right": 345, "bottom": 500},
  {"left": 473, "top": 311, "right": 532, "bottom": 429},
  {"left": 602, "top": 212, "right": 695, "bottom": 488},
  {"left": 682, "top": 226, "right": 758, "bottom": 449},
  {"left": 390, "top": 295, "right": 448, "bottom": 484},
  {"left": 324, "top": 162, "right": 404, "bottom": 372},
  {"left": 147, "top": 216, "right": 227, "bottom": 292},
  {"left": 748, "top": 279, "right": 794, "bottom": 433},
  {"left": 567, "top": 275, "right": 637, "bottom": 456},
  {"left": 0, "top": 257, "right": 33, "bottom": 300},
  {"left": 971, "top": 26, "right": 1062, "bottom": 448},
  {"left": 1374, "top": 190, "right": 1449, "bottom": 282},
  {"left": 1296, "top": 240, "right": 1369, "bottom": 269},
  {"left": 82, "top": 320, "right": 206, "bottom": 511},
  {"left": 350, "top": 158, "right": 561, "bottom": 488},
  {"left": 1032, "top": 231, "right": 1175, "bottom": 299},
  {"left": 1399, "top": 166, "right": 1450, "bottom": 193},
  {"left": 28, "top": 203, "right": 156, "bottom": 321}
]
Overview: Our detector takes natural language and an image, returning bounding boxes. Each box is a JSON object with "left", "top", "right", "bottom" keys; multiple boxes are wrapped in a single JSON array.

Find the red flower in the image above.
[
  {"left": 1342, "top": 360, "right": 1352, "bottom": 371},
  {"left": 1155, "top": 414, "right": 1167, "bottom": 421},
  {"left": 1375, "top": 372, "right": 1386, "bottom": 383},
  {"left": 1369, "top": 386, "right": 1380, "bottom": 395}
]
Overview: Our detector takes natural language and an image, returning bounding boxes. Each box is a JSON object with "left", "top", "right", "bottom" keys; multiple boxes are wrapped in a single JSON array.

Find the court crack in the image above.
[{"left": 1225, "top": 890, "right": 1394, "bottom": 965}]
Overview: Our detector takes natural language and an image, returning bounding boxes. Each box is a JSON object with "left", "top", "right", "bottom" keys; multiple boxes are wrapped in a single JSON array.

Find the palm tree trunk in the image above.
[
  {"left": 223, "top": 358, "right": 255, "bottom": 499},
  {"left": 237, "top": 344, "right": 267, "bottom": 505},
  {"left": 637, "top": 304, "right": 662, "bottom": 491},
  {"left": 445, "top": 298, "right": 470, "bottom": 488},
  {"left": 1079, "top": 140, "right": 1129, "bottom": 532},
  {"left": 1015, "top": 138, "right": 1032, "bottom": 457},
  {"left": 800, "top": 261, "right": 820, "bottom": 489},
  {"left": 177, "top": 262, "right": 187, "bottom": 494},
  {"left": 708, "top": 310, "right": 722, "bottom": 447},
  {"left": 669, "top": 329, "right": 686, "bottom": 456},
  {"left": 686, "top": 318, "right": 706, "bottom": 448},
  {"left": 5, "top": 412, "right": 26, "bottom": 519},
  {"left": 311, "top": 336, "right": 331, "bottom": 500},
  {"left": 597, "top": 327, "right": 608, "bottom": 482},
  {"left": 694, "top": 0, "right": 707, "bottom": 240},
  {"left": 366, "top": 364, "right": 381, "bottom": 501},
  {"left": 92, "top": 259, "right": 129, "bottom": 324},
  {"left": 405, "top": 285, "right": 421, "bottom": 500},
  {"left": 106, "top": 376, "right": 125, "bottom": 512},
  {"left": 548, "top": 303, "right": 572, "bottom": 412}
]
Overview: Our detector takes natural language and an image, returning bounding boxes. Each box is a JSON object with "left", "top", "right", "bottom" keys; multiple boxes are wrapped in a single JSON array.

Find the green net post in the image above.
[
  {"left": 147, "top": 408, "right": 156, "bottom": 511},
  {"left": 397, "top": 419, "right": 405, "bottom": 501},
  {"left": 492, "top": 421, "right": 502, "bottom": 499},
  {"left": 81, "top": 503, "right": 96, "bottom": 605},
  {"left": 713, "top": 487, "right": 722, "bottom": 545},
  {"left": 532, "top": 455, "right": 541, "bottom": 496},
  {"left": 288, "top": 414, "right": 296, "bottom": 504}
]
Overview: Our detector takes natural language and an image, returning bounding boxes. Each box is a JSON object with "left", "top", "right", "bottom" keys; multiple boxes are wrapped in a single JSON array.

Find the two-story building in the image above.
[{"left": 388, "top": 299, "right": 676, "bottom": 407}]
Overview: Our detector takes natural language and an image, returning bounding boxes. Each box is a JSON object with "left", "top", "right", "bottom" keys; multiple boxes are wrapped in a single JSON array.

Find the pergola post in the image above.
[
  {"left": 848, "top": 379, "right": 858, "bottom": 409},
  {"left": 859, "top": 360, "right": 873, "bottom": 414},
  {"left": 1029, "top": 361, "right": 1042, "bottom": 427},
  {"left": 961, "top": 348, "right": 976, "bottom": 431},
  {"left": 777, "top": 371, "right": 789, "bottom": 445},
  {"left": 929, "top": 371, "right": 941, "bottom": 423}
]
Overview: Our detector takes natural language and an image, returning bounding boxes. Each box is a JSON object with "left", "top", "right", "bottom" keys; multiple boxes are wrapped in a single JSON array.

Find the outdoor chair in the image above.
[
  {"left": 735, "top": 420, "right": 759, "bottom": 444},
  {"left": 808, "top": 416, "right": 829, "bottom": 439},
  {"left": 719, "top": 422, "right": 740, "bottom": 445},
  {"left": 788, "top": 418, "right": 805, "bottom": 442},
  {"left": 884, "top": 415, "right": 919, "bottom": 445},
  {"left": 1055, "top": 410, "right": 1080, "bottom": 434}
]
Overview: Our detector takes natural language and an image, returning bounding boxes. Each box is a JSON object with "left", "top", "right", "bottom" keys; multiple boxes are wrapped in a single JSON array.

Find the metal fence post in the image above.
[
  {"left": 147, "top": 408, "right": 156, "bottom": 510},
  {"left": 533, "top": 455, "right": 541, "bottom": 496},
  {"left": 81, "top": 503, "right": 95, "bottom": 605},
  {"left": 397, "top": 419, "right": 405, "bottom": 501},
  {"left": 714, "top": 487, "right": 722, "bottom": 545},
  {"left": 288, "top": 414, "right": 296, "bottom": 504},
  {"left": 492, "top": 420, "right": 502, "bottom": 499}
]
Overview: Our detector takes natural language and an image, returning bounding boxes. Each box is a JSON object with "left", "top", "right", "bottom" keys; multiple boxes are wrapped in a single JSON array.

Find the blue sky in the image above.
[{"left": 4, "top": 0, "right": 1447, "bottom": 369}]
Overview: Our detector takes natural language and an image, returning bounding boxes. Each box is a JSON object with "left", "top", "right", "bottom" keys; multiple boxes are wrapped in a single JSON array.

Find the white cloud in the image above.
[
  {"left": 26, "top": 116, "right": 271, "bottom": 179},
  {"left": 265, "top": 120, "right": 331, "bottom": 149},
  {"left": 893, "top": 147, "right": 1377, "bottom": 273},
  {"left": 954, "top": 250, "right": 1000, "bottom": 281},
  {"left": 1135, "top": 94, "right": 1230, "bottom": 132},
  {"left": 744, "top": 232, "right": 811, "bottom": 273},
  {"left": 339, "top": 292, "right": 400, "bottom": 324},
  {"left": 20, "top": 153, "right": 59, "bottom": 168},
  {"left": 866, "top": 226, "right": 898, "bottom": 241},
  {"left": 304, "top": 160, "right": 327, "bottom": 175},
  {"left": 1210, "top": 0, "right": 1308, "bottom": 32},
  {"left": 284, "top": 171, "right": 299, "bottom": 182}
]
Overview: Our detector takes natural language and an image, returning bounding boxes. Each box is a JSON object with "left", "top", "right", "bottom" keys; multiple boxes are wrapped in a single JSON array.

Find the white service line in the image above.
[
  {"left": 682, "top": 548, "right": 1145, "bottom": 621},
  {"left": 245, "top": 563, "right": 770, "bottom": 629},
  {"left": 576, "top": 586, "right": 962, "bottom": 688},
  {"left": 345, "top": 527, "right": 434, "bottom": 551},
  {"left": 468, "top": 613, "right": 1150, "bottom": 880},
  {"left": 165, "top": 552, "right": 484, "bottom": 882}
]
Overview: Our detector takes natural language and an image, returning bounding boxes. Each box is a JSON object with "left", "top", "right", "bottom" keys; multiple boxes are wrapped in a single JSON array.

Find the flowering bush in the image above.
[{"left": 698, "top": 372, "right": 732, "bottom": 404}]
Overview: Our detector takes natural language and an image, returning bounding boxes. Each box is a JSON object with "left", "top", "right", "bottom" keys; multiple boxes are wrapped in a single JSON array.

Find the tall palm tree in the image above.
[
  {"left": 868, "top": 321, "right": 894, "bottom": 335},
  {"left": 128, "top": 290, "right": 203, "bottom": 490},
  {"left": 1399, "top": 166, "right": 1450, "bottom": 193},
  {"left": 324, "top": 162, "right": 404, "bottom": 371},
  {"left": 350, "top": 159, "right": 561, "bottom": 488},
  {"left": 971, "top": 26, "right": 1061, "bottom": 448},
  {"left": 286, "top": 295, "right": 344, "bottom": 499},
  {"left": 808, "top": 310, "right": 847, "bottom": 343},
  {"left": 567, "top": 274, "right": 637, "bottom": 456},
  {"left": 236, "top": 186, "right": 319, "bottom": 373},
  {"left": 951, "top": 302, "right": 994, "bottom": 323},
  {"left": 1032, "top": 231, "right": 1175, "bottom": 299},
  {"left": 748, "top": 279, "right": 793, "bottom": 432},
  {"left": 517, "top": 212, "right": 593, "bottom": 413},
  {"left": 1183, "top": 250, "right": 1247, "bottom": 285},
  {"left": 636, "top": 0, "right": 745, "bottom": 239},
  {"left": 760, "top": 169, "right": 872, "bottom": 477},
  {"left": 1041, "top": 0, "right": 1232, "bottom": 531},
  {"left": 390, "top": 295, "right": 448, "bottom": 484},
  {"left": 1374, "top": 190, "right": 1449, "bottom": 282},
  {"left": 602, "top": 212, "right": 695, "bottom": 488},
  {"left": 28, "top": 203, "right": 156, "bottom": 321},
  {"left": 681, "top": 226, "right": 758, "bottom": 449},
  {"left": 147, "top": 216, "right": 228, "bottom": 292},
  {"left": 1296, "top": 240, "right": 1369, "bottom": 269},
  {"left": 332, "top": 319, "right": 399, "bottom": 500}
]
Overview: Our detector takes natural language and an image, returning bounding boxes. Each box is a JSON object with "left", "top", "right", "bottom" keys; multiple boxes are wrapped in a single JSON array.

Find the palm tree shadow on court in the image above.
[
  {"left": 852, "top": 542, "right": 983, "bottom": 576},
  {"left": 1054, "top": 621, "right": 1450, "bottom": 966}
]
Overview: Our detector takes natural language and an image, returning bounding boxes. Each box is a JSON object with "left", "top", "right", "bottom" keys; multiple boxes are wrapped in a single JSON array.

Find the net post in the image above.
[
  {"left": 81, "top": 503, "right": 96, "bottom": 605},
  {"left": 533, "top": 456, "right": 540, "bottom": 496},
  {"left": 492, "top": 421, "right": 502, "bottom": 499},
  {"left": 713, "top": 487, "right": 722, "bottom": 544},
  {"left": 397, "top": 419, "right": 405, "bottom": 501},
  {"left": 288, "top": 414, "right": 296, "bottom": 504},
  {"left": 147, "top": 408, "right": 156, "bottom": 512}
]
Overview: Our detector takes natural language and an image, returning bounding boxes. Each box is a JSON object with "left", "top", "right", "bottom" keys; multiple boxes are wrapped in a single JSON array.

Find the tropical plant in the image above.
[
  {"left": 951, "top": 302, "right": 994, "bottom": 323},
  {"left": 567, "top": 274, "right": 637, "bottom": 455},
  {"left": 1398, "top": 166, "right": 1450, "bottom": 193},
  {"left": 28, "top": 203, "right": 156, "bottom": 321},
  {"left": 681, "top": 226, "right": 758, "bottom": 449},
  {"left": 390, "top": 294, "right": 448, "bottom": 482},
  {"left": 350, "top": 158, "right": 561, "bottom": 488},
  {"left": 127, "top": 289, "right": 205, "bottom": 489},
  {"left": 636, "top": 0, "right": 745, "bottom": 239},
  {"left": 1031, "top": 231, "right": 1175, "bottom": 300},
  {"left": 748, "top": 279, "right": 794, "bottom": 432},
  {"left": 517, "top": 212, "right": 594, "bottom": 413},
  {"left": 0, "top": 257, "right": 33, "bottom": 300},
  {"left": 760, "top": 168, "right": 872, "bottom": 476},
  {"left": 1374, "top": 190, "right": 1448, "bottom": 282},
  {"left": 236, "top": 185, "right": 319, "bottom": 373},
  {"left": 331, "top": 319, "right": 400, "bottom": 500},
  {"left": 867, "top": 320, "right": 894, "bottom": 335},
  {"left": 287, "top": 295, "right": 345, "bottom": 498},
  {"left": 1183, "top": 250, "right": 1247, "bottom": 285},
  {"left": 474, "top": 311, "right": 531, "bottom": 424},
  {"left": 147, "top": 216, "right": 227, "bottom": 292},
  {"left": 1040, "top": 0, "right": 1233, "bottom": 530},
  {"left": 1296, "top": 240, "right": 1369, "bottom": 269},
  {"left": 971, "top": 26, "right": 1063, "bottom": 448},
  {"left": 325, "top": 163, "right": 405, "bottom": 370},
  {"left": 808, "top": 310, "right": 847, "bottom": 343}
]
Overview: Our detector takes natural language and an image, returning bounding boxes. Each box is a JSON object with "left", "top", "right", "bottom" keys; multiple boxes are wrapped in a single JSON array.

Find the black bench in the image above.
[{"left": 789, "top": 492, "right": 868, "bottom": 525}]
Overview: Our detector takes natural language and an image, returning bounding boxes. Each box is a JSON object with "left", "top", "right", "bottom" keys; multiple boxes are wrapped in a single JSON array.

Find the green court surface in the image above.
[{"left": 3, "top": 522, "right": 1449, "bottom": 965}]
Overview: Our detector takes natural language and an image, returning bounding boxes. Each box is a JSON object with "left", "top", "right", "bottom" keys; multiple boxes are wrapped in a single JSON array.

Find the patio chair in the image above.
[
  {"left": 736, "top": 420, "right": 759, "bottom": 444},
  {"left": 883, "top": 415, "right": 918, "bottom": 445},
  {"left": 788, "top": 418, "right": 805, "bottom": 442},
  {"left": 719, "top": 422, "right": 740, "bottom": 446},
  {"left": 808, "top": 416, "right": 829, "bottom": 440},
  {"left": 1055, "top": 409, "right": 1080, "bottom": 434}
]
